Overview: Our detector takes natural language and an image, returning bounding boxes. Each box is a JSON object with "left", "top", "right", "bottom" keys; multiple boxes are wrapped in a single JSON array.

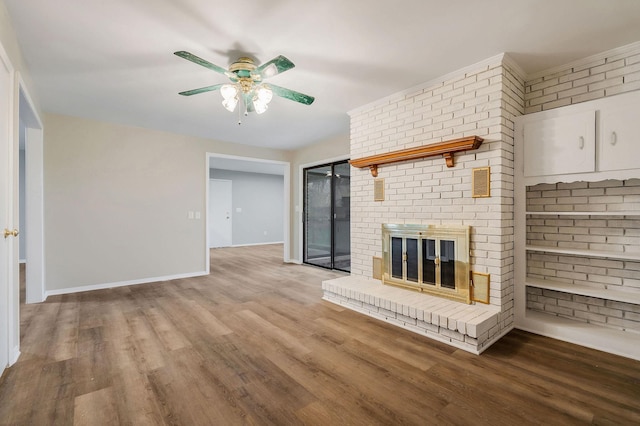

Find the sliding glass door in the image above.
[
  {"left": 304, "top": 164, "right": 332, "bottom": 268},
  {"left": 332, "top": 161, "right": 351, "bottom": 271},
  {"left": 303, "top": 160, "right": 350, "bottom": 272}
]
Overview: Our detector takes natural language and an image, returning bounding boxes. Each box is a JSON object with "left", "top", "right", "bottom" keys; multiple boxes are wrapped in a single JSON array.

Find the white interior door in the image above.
[
  {"left": 0, "top": 49, "right": 12, "bottom": 372},
  {"left": 209, "top": 179, "right": 232, "bottom": 248}
]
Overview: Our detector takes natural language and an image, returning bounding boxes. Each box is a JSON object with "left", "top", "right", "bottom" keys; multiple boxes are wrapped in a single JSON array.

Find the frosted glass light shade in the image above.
[
  {"left": 222, "top": 97, "right": 238, "bottom": 112},
  {"left": 220, "top": 84, "right": 239, "bottom": 100},
  {"left": 255, "top": 85, "right": 273, "bottom": 104},
  {"left": 253, "top": 99, "right": 268, "bottom": 114}
]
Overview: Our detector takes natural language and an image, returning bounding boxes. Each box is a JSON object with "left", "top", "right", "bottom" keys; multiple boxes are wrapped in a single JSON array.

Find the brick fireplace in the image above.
[{"left": 322, "top": 53, "right": 525, "bottom": 354}]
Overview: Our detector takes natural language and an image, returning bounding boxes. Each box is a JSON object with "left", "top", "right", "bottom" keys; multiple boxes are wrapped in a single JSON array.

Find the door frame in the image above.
[
  {"left": 0, "top": 36, "right": 15, "bottom": 371},
  {"left": 18, "top": 76, "right": 45, "bottom": 305},
  {"left": 297, "top": 155, "right": 349, "bottom": 265},
  {"left": 205, "top": 153, "right": 290, "bottom": 272}
]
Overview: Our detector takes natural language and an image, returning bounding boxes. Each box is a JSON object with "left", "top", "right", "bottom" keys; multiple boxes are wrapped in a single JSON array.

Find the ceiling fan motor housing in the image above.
[{"left": 229, "top": 57, "right": 258, "bottom": 78}]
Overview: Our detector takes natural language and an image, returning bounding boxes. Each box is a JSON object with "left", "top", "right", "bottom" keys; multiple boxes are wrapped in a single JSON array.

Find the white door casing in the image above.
[
  {"left": 0, "top": 45, "right": 14, "bottom": 372},
  {"left": 19, "top": 83, "right": 45, "bottom": 304},
  {"left": 209, "top": 179, "right": 232, "bottom": 248}
]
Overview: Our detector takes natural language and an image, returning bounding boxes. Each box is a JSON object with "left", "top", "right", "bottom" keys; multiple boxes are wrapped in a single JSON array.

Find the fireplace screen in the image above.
[{"left": 382, "top": 224, "right": 471, "bottom": 304}]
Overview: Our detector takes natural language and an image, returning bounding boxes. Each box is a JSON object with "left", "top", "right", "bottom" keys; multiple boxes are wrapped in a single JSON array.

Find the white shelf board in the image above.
[
  {"left": 516, "top": 310, "right": 640, "bottom": 361},
  {"left": 526, "top": 210, "right": 640, "bottom": 216},
  {"left": 525, "top": 277, "right": 640, "bottom": 304},
  {"left": 526, "top": 245, "right": 640, "bottom": 261}
]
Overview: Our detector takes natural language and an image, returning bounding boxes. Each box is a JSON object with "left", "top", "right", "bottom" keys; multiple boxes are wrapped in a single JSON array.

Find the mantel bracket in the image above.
[{"left": 350, "top": 136, "right": 484, "bottom": 176}]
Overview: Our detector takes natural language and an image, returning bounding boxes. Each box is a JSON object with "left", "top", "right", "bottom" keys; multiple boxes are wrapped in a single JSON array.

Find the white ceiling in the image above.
[{"left": 5, "top": 0, "right": 640, "bottom": 150}]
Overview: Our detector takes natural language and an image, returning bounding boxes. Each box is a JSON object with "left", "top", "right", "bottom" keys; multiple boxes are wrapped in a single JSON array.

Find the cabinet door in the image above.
[
  {"left": 599, "top": 100, "right": 640, "bottom": 172},
  {"left": 523, "top": 110, "right": 596, "bottom": 177}
]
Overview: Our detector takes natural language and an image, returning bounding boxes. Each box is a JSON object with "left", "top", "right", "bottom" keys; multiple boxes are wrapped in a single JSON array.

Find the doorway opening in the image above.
[
  {"left": 303, "top": 160, "right": 350, "bottom": 272},
  {"left": 205, "top": 153, "right": 291, "bottom": 271}
]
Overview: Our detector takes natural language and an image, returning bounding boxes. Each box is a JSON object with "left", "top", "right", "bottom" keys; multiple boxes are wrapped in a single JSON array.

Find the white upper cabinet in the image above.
[
  {"left": 517, "top": 90, "right": 640, "bottom": 184},
  {"left": 523, "top": 110, "right": 596, "bottom": 177},
  {"left": 599, "top": 97, "right": 640, "bottom": 172}
]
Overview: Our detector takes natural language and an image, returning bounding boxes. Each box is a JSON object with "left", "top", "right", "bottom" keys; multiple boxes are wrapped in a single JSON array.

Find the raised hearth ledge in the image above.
[{"left": 322, "top": 276, "right": 510, "bottom": 354}]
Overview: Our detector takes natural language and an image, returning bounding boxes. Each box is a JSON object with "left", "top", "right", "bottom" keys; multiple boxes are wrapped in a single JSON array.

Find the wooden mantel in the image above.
[{"left": 350, "top": 136, "right": 484, "bottom": 177}]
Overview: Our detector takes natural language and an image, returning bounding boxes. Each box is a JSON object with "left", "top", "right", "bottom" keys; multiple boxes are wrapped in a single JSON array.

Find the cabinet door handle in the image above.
[
  {"left": 610, "top": 131, "right": 617, "bottom": 146},
  {"left": 578, "top": 136, "right": 585, "bottom": 149}
]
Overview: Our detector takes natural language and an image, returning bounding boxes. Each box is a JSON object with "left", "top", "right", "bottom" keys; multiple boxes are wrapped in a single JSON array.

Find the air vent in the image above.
[
  {"left": 374, "top": 178, "right": 385, "bottom": 201},
  {"left": 472, "top": 167, "right": 490, "bottom": 198}
]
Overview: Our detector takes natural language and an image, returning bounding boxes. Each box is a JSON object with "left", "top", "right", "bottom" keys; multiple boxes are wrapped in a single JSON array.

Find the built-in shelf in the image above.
[
  {"left": 525, "top": 277, "right": 640, "bottom": 304},
  {"left": 350, "top": 136, "right": 483, "bottom": 177},
  {"left": 518, "top": 310, "right": 640, "bottom": 361},
  {"left": 526, "top": 244, "right": 640, "bottom": 261},
  {"left": 526, "top": 210, "right": 640, "bottom": 216}
]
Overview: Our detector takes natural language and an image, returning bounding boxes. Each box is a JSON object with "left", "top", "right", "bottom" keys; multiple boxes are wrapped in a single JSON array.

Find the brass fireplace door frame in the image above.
[{"left": 382, "top": 224, "right": 471, "bottom": 304}]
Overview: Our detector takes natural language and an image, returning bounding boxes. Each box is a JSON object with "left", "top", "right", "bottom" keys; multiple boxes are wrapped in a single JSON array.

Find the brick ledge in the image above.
[{"left": 322, "top": 276, "right": 504, "bottom": 354}]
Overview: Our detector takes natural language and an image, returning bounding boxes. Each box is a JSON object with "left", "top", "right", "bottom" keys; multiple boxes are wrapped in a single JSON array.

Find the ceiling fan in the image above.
[{"left": 174, "top": 51, "right": 314, "bottom": 123}]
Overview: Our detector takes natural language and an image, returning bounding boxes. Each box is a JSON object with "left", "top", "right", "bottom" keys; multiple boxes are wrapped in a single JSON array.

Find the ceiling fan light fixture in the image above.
[
  {"left": 255, "top": 85, "right": 273, "bottom": 104},
  {"left": 253, "top": 99, "right": 269, "bottom": 114},
  {"left": 222, "top": 97, "right": 238, "bottom": 112},
  {"left": 220, "top": 84, "right": 239, "bottom": 100},
  {"left": 176, "top": 52, "right": 314, "bottom": 119}
]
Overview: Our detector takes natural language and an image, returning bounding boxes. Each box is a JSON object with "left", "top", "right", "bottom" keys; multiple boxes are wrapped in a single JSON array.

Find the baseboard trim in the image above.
[
  {"left": 229, "top": 241, "right": 284, "bottom": 248},
  {"left": 10, "top": 346, "right": 20, "bottom": 366},
  {"left": 45, "top": 270, "right": 209, "bottom": 298}
]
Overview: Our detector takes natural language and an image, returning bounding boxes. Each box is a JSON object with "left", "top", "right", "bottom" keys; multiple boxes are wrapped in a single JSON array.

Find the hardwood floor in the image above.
[{"left": 1, "top": 244, "right": 639, "bottom": 425}]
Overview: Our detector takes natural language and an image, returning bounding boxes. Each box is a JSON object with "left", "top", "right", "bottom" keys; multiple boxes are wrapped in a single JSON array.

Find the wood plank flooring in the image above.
[{"left": 1, "top": 244, "right": 639, "bottom": 425}]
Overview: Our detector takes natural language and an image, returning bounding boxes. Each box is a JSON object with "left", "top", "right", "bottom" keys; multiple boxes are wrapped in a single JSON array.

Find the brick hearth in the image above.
[{"left": 323, "top": 276, "right": 509, "bottom": 354}]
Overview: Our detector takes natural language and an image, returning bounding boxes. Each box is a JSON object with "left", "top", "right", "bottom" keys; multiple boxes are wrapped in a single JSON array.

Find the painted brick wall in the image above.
[
  {"left": 524, "top": 180, "right": 640, "bottom": 324},
  {"left": 349, "top": 54, "right": 524, "bottom": 342},
  {"left": 526, "top": 287, "right": 640, "bottom": 334},
  {"left": 522, "top": 42, "right": 640, "bottom": 336},
  {"left": 524, "top": 41, "right": 640, "bottom": 113}
]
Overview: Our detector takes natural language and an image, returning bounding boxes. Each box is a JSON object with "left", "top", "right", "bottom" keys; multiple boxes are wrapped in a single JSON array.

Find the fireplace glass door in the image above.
[
  {"left": 303, "top": 160, "right": 350, "bottom": 272},
  {"left": 382, "top": 224, "right": 471, "bottom": 304},
  {"left": 440, "top": 239, "right": 456, "bottom": 289}
]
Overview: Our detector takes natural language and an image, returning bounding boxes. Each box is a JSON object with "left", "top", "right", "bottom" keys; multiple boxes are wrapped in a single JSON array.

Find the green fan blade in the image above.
[
  {"left": 174, "top": 51, "right": 229, "bottom": 76},
  {"left": 268, "top": 84, "right": 315, "bottom": 105},
  {"left": 256, "top": 55, "right": 295, "bottom": 78},
  {"left": 178, "top": 84, "right": 224, "bottom": 96}
]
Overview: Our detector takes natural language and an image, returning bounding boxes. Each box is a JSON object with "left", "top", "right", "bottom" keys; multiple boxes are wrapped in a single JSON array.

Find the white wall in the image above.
[
  {"left": 209, "top": 169, "right": 284, "bottom": 246},
  {"left": 43, "top": 113, "right": 290, "bottom": 293}
]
